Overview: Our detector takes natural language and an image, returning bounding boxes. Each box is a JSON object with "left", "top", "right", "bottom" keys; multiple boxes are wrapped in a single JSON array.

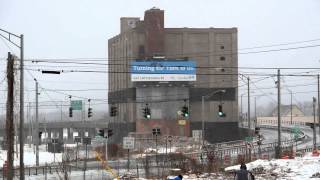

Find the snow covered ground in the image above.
[
  {"left": 10, "top": 170, "right": 113, "bottom": 180},
  {"left": 166, "top": 152, "right": 320, "bottom": 180},
  {"left": 0, "top": 145, "right": 62, "bottom": 166},
  {"left": 225, "top": 152, "right": 320, "bottom": 180}
]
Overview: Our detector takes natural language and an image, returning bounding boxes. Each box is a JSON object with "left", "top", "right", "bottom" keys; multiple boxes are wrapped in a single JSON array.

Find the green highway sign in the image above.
[
  {"left": 292, "top": 126, "right": 300, "bottom": 135},
  {"left": 245, "top": 136, "right": 253, "bottom": 142},
  {"left": 71, "top": 100, "right": 83, "bottom": 110},
  {"left": 292, "top": 126, "right": 300, "bottom": 141}
]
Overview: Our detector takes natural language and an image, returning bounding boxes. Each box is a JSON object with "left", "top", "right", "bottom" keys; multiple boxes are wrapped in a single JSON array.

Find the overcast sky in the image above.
[{"left": 0, "top": 0, "right": 320, "bottom": 116}]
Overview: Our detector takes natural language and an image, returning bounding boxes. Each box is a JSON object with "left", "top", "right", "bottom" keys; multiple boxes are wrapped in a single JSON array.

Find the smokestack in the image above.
[{"left": 144, "top": 7, "right": 164, "bottom": 58}]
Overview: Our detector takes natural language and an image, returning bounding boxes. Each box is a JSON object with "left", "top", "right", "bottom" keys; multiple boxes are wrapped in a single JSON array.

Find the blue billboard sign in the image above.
[{"left": 130, "top": 60, "right": 196, "bottom": 82}]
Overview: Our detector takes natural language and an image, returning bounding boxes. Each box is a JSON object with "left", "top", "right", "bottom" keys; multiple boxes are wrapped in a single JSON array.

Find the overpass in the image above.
[{"left": 0, "top": 120, "right": 110, "bottom": 143}]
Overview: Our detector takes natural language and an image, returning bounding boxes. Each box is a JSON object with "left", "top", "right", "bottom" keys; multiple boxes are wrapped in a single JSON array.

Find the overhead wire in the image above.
[{"left": 20, "top": 38, "right": 320, "bottom": 63}]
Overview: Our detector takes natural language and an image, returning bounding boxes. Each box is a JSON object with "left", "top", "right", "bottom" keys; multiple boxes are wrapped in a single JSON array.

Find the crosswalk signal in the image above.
[
  {"left": 110, "top": 105, "right": 118, "bottom": 117},
  {"left": 218, "top": 105, "right": 226, "bottom": 117},
  {"left": 69, "top": 107, "right": 73, "bottom": 117},
  {"left": 88, "top": 107, "right": 93, "bottom": 118}
]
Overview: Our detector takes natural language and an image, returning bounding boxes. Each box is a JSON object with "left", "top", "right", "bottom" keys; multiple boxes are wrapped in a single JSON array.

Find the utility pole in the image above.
[
  {"left": 254, "top": 97, "right": 257, "bottom": 129},
  {"left": 247, "top": 77, "right": 251, "bottom": 130},
  {"left": 201, "top": 96, "right": 205, "bottom": 146},
  {"left": 6, "top": 52, "right": 14, "bottom": 179},
  {"left": 277, "top": 69, "right": 282, "bottom": 158},
  {"left": 0, "top": 29, "right": 25, "bottom": 178},
  {"left": 313, "top": 97, "right": 317, "bottom": 150},
  {"left": 19, "top": 34, "right": 25, "bottom": 180},
  {"left": 317, "top": 74, "right": 320, "bottom": 144},
  {"left": 240, "top": 94, "right": 244, "bottom": 127},
  {"left": 35, "top": 80, "right": 39, "bottom": 166},
  {"left": 290, "top": 90, "right": 293, "bottom": 125}
]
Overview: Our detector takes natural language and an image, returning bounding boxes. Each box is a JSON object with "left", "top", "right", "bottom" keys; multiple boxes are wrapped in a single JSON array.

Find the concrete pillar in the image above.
[
  {"left": 47, "top": 129, "right": 52, "bottom": 139},
  {"left": 68, "top": 128, "right": 73, "bottom": 143},
  {"left": 58, "top": 128, "right": 64, "bottom": 142},
  {"left": 89, "top": 128, "right": 96, "bottom": 138},
  {"left": 78, "top": 129, "right": 84, "bottom": 138}
]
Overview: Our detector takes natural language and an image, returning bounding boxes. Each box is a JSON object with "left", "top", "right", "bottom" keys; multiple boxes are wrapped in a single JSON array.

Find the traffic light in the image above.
[
  {"left": 69, "top": 107, "right": 73, "bottom": 117},
  {"left": 97, "top": 129, "right": 105, "bottom": 137},
  {"left": 39, "top": 131, "right": 43, "bottom": 139},
  {"left": 181, "top": 106, "right": 189, "bottom": 117},
  {"left": 110, "top": 106, "right": 118, "bottom": 117},
  {"left": 218, "top": 105, "right": 226, "bottom": 117},
  {"left": 143, "top": 107, "right": 151, "bottom": 119},
  {"left": 107, "top": 129, "right": 113, "bottom": 138},
  {"left": 257, "top": 134, "right": 262, "bottom": 145},
  {"left": 88, "top": 107, "right": 93, "bottom": 118},
  {"left": 255, "top": 127, "right": 260, "bottom": 135}
]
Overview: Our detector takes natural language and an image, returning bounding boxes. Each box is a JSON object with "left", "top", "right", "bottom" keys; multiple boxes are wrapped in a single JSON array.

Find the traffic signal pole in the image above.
[
  {"left": 105, "top": 138, "right": 108, "bottom": 161},
  {"left": 277, "top": 69, "right": 282, "bottom": 158},
  {"left": 313, "top": 97, "right": 317, "bottom": 150},
  {"left": 35, "top": 80, "right": 39, "bottom": 166},
  {"left": 318, "top": 74, "right": 320, "bottom": 145},
  {"left": 201, "top": 96, "right": 205, "bottom": 147},
  {"left": 201, "top": 90, "right": 226, "bottom": 147},
  {"left": 247, "top": 77, "right": 251, "bottom": 130}
]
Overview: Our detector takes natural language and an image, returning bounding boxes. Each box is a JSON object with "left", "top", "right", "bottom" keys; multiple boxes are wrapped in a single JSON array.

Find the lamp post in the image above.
[{"left": 201, "top": 89, "right": 226, "bottom": 146}]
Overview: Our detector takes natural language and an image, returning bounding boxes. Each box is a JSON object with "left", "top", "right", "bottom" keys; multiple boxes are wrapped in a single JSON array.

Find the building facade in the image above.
[{"left": 108, "top": 8, "right": 240, "bottom": 143}]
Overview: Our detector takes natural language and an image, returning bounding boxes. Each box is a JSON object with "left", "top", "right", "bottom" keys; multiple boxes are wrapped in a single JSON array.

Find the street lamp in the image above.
[{"left": 201, "top": 89, "right": 226, "bottom": 146}]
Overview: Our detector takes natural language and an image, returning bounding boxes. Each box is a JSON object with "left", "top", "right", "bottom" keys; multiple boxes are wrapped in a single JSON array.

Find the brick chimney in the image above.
[{"left": 144, "top": 8, "right": 164, "bottom": 58}]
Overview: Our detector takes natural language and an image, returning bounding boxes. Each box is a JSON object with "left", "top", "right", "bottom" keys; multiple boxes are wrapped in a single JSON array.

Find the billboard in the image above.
[{"left": 131, "top": 60, "right": 196, "bottom": 81}]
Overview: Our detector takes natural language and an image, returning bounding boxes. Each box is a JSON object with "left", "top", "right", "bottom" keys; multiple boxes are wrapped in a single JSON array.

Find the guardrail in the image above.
[{"left": 183, "top": 125, "right": 308, "bottom": 165}]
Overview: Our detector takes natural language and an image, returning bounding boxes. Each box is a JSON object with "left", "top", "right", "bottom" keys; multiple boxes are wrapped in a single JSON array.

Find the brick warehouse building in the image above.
[{"left": 108, "top": 8, "right": 245, "bottom": 144}]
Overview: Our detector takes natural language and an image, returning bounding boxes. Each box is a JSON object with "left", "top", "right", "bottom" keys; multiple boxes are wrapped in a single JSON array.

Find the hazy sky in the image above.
[{"left": 0, "top": 0, "right": 320, "bottom": 116}]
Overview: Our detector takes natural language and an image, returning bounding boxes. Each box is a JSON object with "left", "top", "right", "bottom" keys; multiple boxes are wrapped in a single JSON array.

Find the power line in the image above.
[
  {"left": 23, "top": 68, "right": 320, "bottom": 77},
  {"left": 12, "top": 38, "right": 320, "bottom": 63},
  {"left": 239, "top": 38, "right": 320, "bottom": 50},
  {"left": 0, "top": 36, "right": 14, "bottom": 52},
  {"left": 24, "top": 60, "right": 320, "bottom": 70}
]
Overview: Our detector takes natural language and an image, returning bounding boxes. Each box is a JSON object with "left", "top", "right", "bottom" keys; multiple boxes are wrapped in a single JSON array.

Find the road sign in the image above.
[
  {"left": 178, "top": 119, "right": 186, "bottom": 125},
  {"left": 123, "top": 137, "right": 135, "bottom": 149},
  {"left": 82, "top": 137, "right": 91, "bottom": 145},
  {"left": 74, "top": 136, "right": 81, "bottom": 143},
  {"left": 71, "top": 100, "right": 83, "bottom": 110},
  {"left": 292, "top": 126, "right": 300, "bottom": 140},
  {"left": 192, "top": 130, "right": 202, "bottom": 141},
  {"left": 292, "top": 126, "right": 300, "bottom": 134}
]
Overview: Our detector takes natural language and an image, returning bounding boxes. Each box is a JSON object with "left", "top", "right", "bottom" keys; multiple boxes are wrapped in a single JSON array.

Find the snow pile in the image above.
[
  {"left": 168, "top": 173, "right": 227, "bottom": 180},
  {"left": 143, "top": 147, "right": 178, "bottom": 154},
  {"left": 225, "top": 153, "right": 320, "bottom": 179}
]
